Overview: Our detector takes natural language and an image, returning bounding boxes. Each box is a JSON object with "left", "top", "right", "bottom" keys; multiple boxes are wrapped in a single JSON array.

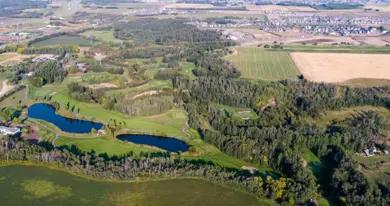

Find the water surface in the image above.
[
  {"left": 117, "top": 134, "right": 189, "bottom": 152},
  {"left": 28, "top": 103, "right": 103, "bottom": 133}
]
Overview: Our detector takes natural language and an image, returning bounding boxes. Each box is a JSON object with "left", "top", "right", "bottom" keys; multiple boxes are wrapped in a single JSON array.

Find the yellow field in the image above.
[{"left": 291, "top": 52, "right": 390, "bottom": 83}]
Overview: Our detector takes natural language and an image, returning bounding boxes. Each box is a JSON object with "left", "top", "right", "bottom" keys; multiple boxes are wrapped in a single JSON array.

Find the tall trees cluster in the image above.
[{"left": 173, "top": 75, "right": 390, "bottom": 204}]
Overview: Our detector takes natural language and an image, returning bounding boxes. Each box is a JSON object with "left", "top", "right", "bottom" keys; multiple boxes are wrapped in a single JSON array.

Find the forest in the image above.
[{"left": 173, "top": 75, "right": 390, "bottom": 205}]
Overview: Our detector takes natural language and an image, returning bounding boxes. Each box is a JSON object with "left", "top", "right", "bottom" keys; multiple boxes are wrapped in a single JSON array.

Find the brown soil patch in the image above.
[
  {"left": 291, "top": 52, "right": 390, "bottom": 83},
  {"left": 0, "top": 52, "right": 34, "bottom": 66},
  {"left": 246, "top": 5, "right": 316, "bottom": 12},
  {"left": 88, "top": 83, "right": 118, "bottom": 90},
  {"left": 163, "top": 3, "right": 214, "bottom": 9}
]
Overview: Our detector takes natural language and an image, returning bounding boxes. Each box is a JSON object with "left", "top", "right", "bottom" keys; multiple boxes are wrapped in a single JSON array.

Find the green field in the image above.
[
  {"left": 80, "top": 30, "right": 123, "bottom": 44},
  {"left": 0, "top": 165, "right": 272, "bottom": 206},
  {"left": 31, "top": 35, "right": 92, "bottom": 47},
  {"left": 353, "top": 154, "right": 390, "bottom": 183},
  {"left": 211, "top": 103, "right": 258, "bottom": 120},
  {"left": 226, "top": 47, "right": 299, "bottom": 80}
]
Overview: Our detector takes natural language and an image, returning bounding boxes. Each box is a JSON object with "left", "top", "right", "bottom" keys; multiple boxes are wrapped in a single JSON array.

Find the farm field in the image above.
[
  {"left": 0, "top": 52, "right": 33, "bottom": 66},
  {"left": 30, "top": 35, "right": 92, "bottom": 47},
  {"left": 279, "top": 44, "right": 390, "bottom": 54},
  {"left": 225, "top": 47, "right": 298, "bottom": 80},
  {"left": 0, "top": 165, "right": 271, "bottom": 206},
  {"left": 291, "top": 52, "right": 390, "bottom": 83}
]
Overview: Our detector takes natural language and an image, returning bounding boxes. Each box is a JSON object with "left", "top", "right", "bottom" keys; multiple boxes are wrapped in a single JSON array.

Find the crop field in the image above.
[
  {"left": 225, "top": 47, "right": 298, "bottom": 80},
  {"left": 31, "top": 35, "right": 92, "bottom": 47},
  {"left": 291, "top": 52, "right": 390, "bottom": 83},
  {"left": 0, "top": 165, "right": 272, "bottom": 206}
]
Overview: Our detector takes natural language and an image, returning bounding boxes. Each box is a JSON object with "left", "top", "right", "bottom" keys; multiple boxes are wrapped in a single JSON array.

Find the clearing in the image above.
[
  {"left": 291, "top": 52, "right": 390, "bottom": 83},
  {"left": 225, "top": 47, "right": 298, "bottom": 80}
]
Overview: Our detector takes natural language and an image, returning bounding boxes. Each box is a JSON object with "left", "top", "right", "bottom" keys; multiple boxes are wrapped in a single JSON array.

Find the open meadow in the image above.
[
  {"left": 0, "top": 165, "right": 272, "bottom": 206},
  {"left": 291, "top": 52, "right": 390, "bottom": 83},
  {"left": 225, "top": 47, "right": 298, "bottom": 80}
]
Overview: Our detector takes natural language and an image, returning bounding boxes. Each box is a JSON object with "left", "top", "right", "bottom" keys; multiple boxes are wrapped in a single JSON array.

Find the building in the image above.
[{"left": 0, "top": 126, "right": 21, "bottom": 136}]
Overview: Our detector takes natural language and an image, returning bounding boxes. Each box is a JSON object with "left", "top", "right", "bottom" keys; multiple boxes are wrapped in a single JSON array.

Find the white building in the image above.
[{"left": 0, "top": 126, "right": 20, "bottom": 136}]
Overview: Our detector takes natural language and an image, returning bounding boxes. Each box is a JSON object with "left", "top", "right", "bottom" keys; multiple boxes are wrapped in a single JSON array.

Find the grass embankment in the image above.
[{"left": 226, "top": 47, "right": 299, "bottom": 80}]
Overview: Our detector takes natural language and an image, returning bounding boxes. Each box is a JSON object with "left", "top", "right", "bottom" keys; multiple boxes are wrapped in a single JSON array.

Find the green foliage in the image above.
[{"left": 30, "top": 61, "right": 66, "bottom": 87}]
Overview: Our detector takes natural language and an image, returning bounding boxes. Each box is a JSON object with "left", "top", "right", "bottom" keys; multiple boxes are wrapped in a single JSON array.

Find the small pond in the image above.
[
  {"left": 117, "top": 134, "right": 189, "bottom": 153},
  {"left": 28, "top": 103, "right": 103, "bottom": 134}
]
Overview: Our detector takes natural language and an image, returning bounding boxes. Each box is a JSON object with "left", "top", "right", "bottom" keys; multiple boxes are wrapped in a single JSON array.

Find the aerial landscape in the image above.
[{"left": 0, "top": 0, "right": 390, "bottom": 205}]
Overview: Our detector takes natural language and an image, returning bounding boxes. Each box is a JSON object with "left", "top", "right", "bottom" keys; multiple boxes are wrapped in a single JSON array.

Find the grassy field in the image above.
[
  {"left": 80, "top": 30, "right": 123, "bottom": 44},
  {"left": 211, "top": 103, "right": 258, "bottom": 120},
  {"left": 226, "top": 47, "right": 299, "bottom": 80},
  {"left": 179, "top": 62, "right": 196, "bottom": 80},
  {"left": 314, "top": 106, "right": 390, "bottom": 127},
  {"left": 353, "top": 154, "right": 390, "bottom": 183},
  {"left": 0, "top": 165, "right": 273, "bottom": 206},
  {"left": 0, "top": 88, "right": 28, "bottom": 108}
]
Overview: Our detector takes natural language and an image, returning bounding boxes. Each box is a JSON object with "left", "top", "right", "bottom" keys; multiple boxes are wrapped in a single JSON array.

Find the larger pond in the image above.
[
  {"left": 28, "top": 103, "right": 103, "bottom": 133},
  {"left": 0, "top": 165, "right": 265, "bottom": 206},
  {"left": 117, "top": 134, "right": 189, "bottom": 153}
]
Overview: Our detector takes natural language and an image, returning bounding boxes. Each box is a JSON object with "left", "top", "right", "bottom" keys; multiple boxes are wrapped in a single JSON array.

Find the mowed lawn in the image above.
[{"left": 226, "top": 47, "right": 299, "bottom": 80}]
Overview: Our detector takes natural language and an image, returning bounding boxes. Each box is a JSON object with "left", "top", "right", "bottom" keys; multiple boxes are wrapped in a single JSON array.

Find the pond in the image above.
[
  {"left": 0, "top": 165, "right": 264, "bottom": 206},
  {"left": 28, "top": 103, "right": 103, "bottom": 134},
  {"left": 117, "top": 134, "right": 189, "bottom": 153}
]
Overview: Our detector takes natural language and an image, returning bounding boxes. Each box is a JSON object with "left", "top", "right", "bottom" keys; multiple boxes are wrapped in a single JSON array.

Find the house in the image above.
[{"left": 0, "top": 126, "right": 20, "bottom": 136}]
